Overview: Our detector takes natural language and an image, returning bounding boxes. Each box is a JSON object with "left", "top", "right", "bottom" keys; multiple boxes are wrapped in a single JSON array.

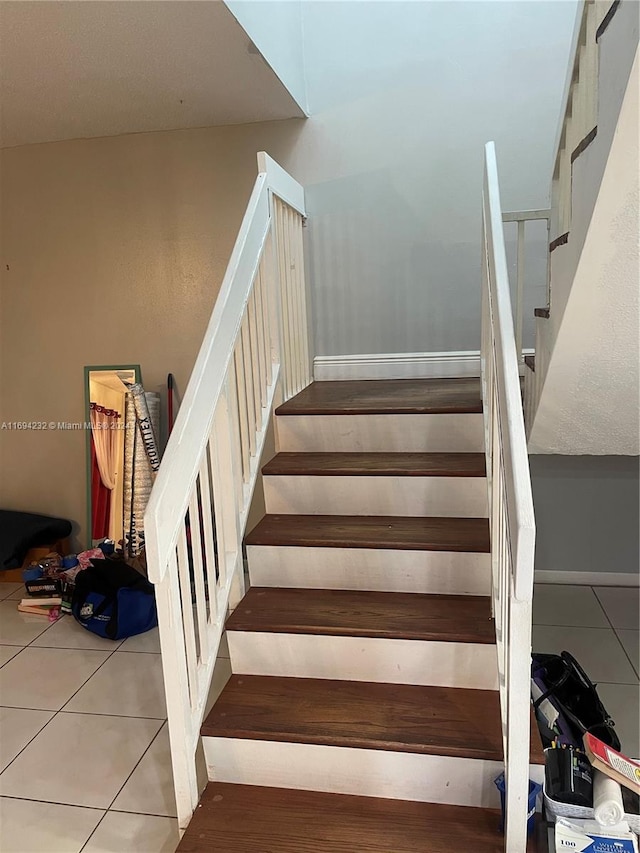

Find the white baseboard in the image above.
[
  {"left": 535, "top": 570, "right": 640, "bottom": 587},
  {"left": 313, "top": 350, "right": 534, "bottom": 381}
]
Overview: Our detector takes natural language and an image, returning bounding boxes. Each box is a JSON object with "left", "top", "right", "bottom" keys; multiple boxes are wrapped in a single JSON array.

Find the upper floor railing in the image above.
[
  {"left": 501, "top": 208, "right": 551, "bottom": 361},
  {"left": 522, "top": 1, "right": 613, "bottom": 433},
  {"left": 551, "top": 0, "right": 612, "bottom": 240},
  {"left": 481, "top": 142, "right": 537, "bottom": 853},
  {"left": 144, "top": 153, "right": 311, "bottom": 829}
]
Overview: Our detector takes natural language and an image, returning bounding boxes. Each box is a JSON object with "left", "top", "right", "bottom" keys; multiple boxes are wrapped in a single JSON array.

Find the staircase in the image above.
[
  {"left": 145, "top": 147, "right": 540, "bottom": 851},
  {"left": 175, "top": 378, "right": 543, "bottom": 851}
]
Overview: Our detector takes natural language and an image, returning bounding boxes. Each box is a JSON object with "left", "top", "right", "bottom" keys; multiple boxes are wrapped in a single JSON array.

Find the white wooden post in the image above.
[{"left": 515, "top": 220, "right": 525, "bottom": 361}]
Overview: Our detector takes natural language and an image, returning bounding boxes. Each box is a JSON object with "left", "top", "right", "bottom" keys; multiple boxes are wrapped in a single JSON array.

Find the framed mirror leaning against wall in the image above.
[{"left": 84, "top": 365, "right": 140, "bottom": 549}]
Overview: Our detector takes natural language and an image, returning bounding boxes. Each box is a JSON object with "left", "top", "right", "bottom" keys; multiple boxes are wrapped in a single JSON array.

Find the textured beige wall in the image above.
[{"left": 0, "top": 120, "right": 304, "bottom": 546}]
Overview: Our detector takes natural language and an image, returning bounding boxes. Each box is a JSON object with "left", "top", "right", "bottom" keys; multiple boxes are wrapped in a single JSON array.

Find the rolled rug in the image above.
[
  {"left": 128, "top": 383, "right": 161, "bottom": 471},
  {"left": 123, "top": 390, "right": 161, "bottom": 557}
]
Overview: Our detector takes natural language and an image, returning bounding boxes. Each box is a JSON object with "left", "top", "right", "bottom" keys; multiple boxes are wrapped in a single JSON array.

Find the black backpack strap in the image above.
[
  {"left": 532, "top": 656, "right": 572, "bottom": 711},
  {"left": 561, "top": 651, "right": 595, "bottom": 690}
]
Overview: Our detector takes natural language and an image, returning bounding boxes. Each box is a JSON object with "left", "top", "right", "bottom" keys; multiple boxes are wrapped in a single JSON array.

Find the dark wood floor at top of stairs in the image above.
[
  {"left": 177, "top": 782, "right": 545, "bottom": 853},
  {"left": 226, "top": 587, "right": 495, "bottom": 644},
  {"left": 202, "top": 675, "right": 545, "bottom": 765},
  {"left": 275, "top": 378, "right": 483, "bottom": 415},
  {"left": 263, "top": 451, "right": 486, "bottom": 477},
  {"left": 245, "top": 514, "right": 490, "bottom": 553}
]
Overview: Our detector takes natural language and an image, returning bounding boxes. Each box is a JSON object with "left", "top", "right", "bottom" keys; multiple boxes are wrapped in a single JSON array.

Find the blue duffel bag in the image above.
[{"left": 72, "top": 559, "right": 157, "bottom": 640}]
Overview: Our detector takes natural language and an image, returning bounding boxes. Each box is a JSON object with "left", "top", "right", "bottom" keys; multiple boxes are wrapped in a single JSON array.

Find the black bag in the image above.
[
  {"left": 72, "top": 559, "right": 157, "bottom": 641},
  {"left": 532, "top": 651, "right": 620, "bottom": 750}
]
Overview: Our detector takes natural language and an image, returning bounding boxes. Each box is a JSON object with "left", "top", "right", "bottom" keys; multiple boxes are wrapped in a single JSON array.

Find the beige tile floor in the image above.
[
  {"left": 0, "top": 581, "right": 231, "bottom": 853},
  {"left": 0, "top": 580, "right": 637, "bottom": 851},
  {"left": 533, "top": 583, "right": 640, "bottom": 757}
]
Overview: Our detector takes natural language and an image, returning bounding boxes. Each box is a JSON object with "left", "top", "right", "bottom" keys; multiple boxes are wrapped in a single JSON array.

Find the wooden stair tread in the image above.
[
  {"left": 245, "top": 514, "right": 490, "bottom": 552},
  {"left": 263, "top": 451, "right": 486, "bottom": 477},
  {"left": 177, "top": 782, "right": 544, "bottom": 852},
  {"left": 202, "top": 675, "right": 544, "bottom": 764},
  {"left": 226, "top": 587, "right": 495, "bottom": 644},
  {"left": 275, "top": 378, "right": 482, "bottom": 415}
]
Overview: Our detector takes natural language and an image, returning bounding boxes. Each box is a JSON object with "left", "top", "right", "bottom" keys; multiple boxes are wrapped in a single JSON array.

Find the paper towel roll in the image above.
[{"left": 593, "top": 769, "right": 625, "bottom": 826}]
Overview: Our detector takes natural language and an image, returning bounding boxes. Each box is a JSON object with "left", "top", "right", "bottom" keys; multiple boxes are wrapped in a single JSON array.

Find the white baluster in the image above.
[{"left": 188, "top": 486, "right": 209, "bottom": 665}]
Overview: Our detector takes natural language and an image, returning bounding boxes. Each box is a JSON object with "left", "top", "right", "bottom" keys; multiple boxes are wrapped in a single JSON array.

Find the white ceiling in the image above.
[
  {"left": 89, "top": 370, "right": 136, "bottom": 393},
  {"left": 0, "top": 1, "right": 305, "bottom": 149}
]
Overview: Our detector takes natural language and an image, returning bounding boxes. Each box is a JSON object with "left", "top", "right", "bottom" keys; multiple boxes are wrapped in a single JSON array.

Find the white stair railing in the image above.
[
  {"left": 525, "top": 1, "right": 612, "bottom": 434},
  {"left": 481, "top": 142, "right": 537, "bottom": 853},
  {"left": 144, "top": 152, "right": 311, "bottom": 830},
  {"left": 551, "top": 0, "right": 612, "bottom": 240},
  {"left": 501, "top": 208, "right": 551, "bottom": 361}
]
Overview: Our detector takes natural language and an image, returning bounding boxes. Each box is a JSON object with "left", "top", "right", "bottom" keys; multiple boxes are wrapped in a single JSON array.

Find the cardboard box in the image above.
[{"left": 555, "top": 817, "right": 638, "bottom": 852}]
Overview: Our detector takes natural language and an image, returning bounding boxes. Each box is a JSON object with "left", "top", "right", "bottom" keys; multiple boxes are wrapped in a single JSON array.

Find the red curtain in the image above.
[{"left": 91, "top": 438, "right": 111, "bottom": 540}]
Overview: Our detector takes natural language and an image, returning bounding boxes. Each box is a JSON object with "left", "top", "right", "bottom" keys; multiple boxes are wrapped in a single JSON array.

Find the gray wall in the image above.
[
  {"left": 299, "top": 0, "right": 578, "bottom": 356},
  {"left": 530, "top": 455, "right": 640, "bottom": 576},
  {"left": 225, "top": 0, "right": 308, "bottom": 113},
  {"left": 226, "top": 1, "right": 579, "bottom": 357}
]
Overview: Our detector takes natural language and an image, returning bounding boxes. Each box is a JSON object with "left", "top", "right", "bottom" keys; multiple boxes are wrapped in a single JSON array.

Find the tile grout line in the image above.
[
  {"left": 0, "top": 794, "right": 178, "bottom": 824},
  {"left": 78, "top": 722, "right": 173, "bottom": 853},
  {"left": 0, "top": 793, "right": 107, "bottom": 813},
  {"left": 0, "top": 708, "right": 53, "bottom": 779},
  {"left": 0, "top": 641, "right": 122, "bottom": 779},
  {"left": 1, "top": 615, "right": 166, "bottom": 791},
  {"left": 1, "top": 595, "right": 177, "bottom": 847},
  {"left": 78, "top": 808, "right": 110, "bottom": 852},
  {"left": 1, "top": 631, "right": 172, "bottom": 835},
  {"left": 0, "top": 709, "right": 169, "bottom": 834},
  {"left": 105, "top": 719, "right": 170, "bottom": 811},
  {"left": 1, "top": 793, "right": 178, "bottom": 822},
  {"left": 613, "top": 627, "right": 640, "bottom": 681},
  {"left": 0, "top": 705, "right": 168, "bottom": 720},
  {"left": 1, "top": 788, "right": 180, "bottom": 853},
  {"left": 592, "top": 586, "right": 640, "bottom": 684},
  {"left": 0, "top": 644, "right": 25, "bottom": 670}
]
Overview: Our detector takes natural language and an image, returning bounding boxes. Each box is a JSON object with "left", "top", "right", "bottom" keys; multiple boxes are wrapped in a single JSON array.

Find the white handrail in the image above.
[
  {"left": 144, "top": 153, "right": 311, "bottom": 829},
  {"left": 481, "top": 142, "right": 536, "bottom": 853},
  {"left": 145, "top": 175, "right": 270, "bottom": 581}
]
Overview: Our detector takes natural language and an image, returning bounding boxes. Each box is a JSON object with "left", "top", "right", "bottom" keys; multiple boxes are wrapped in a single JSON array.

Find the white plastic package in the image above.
[{"left": 593, "top": 770, "right": 625, "bottom": 827}]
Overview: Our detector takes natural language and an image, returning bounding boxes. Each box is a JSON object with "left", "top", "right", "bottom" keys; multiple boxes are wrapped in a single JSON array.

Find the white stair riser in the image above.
[
  {"left": 204, "top": 737, "right": 544, "bottom": 808},
  {"left": 228, "top": 632, "right": 499, "bottom": 690},
  {"left": 247, "top": 545, "right": 491, "bottom": 595},
  {"left": 276, "top": 413, "right": 484, "bottom": 453},
  {"left": 263, "top": 475, "right": 488, "bottom": 518}
]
